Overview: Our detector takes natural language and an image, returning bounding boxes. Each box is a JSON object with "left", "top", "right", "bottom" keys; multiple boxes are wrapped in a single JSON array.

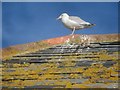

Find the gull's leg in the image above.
[{"left": 71, "top": 27, "right": 75, "bottom": 35}]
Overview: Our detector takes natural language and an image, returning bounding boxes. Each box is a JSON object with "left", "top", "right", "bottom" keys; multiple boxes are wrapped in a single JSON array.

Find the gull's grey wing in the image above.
[{"left": 69, "top": 16, "right": 87, "bottom": 24}]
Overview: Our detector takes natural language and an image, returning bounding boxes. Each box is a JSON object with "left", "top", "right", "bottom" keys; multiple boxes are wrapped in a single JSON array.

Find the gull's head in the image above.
[{"left": 57, "top": 13, "right": 69, "bottom": 20}]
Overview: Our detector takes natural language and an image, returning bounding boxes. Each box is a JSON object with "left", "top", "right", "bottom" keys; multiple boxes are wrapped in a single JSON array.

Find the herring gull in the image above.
[{"left": 57, "top": 13, "right": 95, "bottom": 35}]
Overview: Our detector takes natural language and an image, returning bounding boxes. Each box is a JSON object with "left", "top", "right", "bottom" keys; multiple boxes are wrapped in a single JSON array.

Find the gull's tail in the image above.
[
  {"left": 85, "top": 23, "right": 96, "bottom": 28},
  {"left": 91, "top": 24, "right": 96, "bottom": 26}
]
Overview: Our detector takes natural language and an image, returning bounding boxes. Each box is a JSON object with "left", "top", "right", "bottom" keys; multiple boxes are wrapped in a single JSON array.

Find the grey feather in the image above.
[{"left": 69, "top": 16, "right": 86, "bottom": 24}]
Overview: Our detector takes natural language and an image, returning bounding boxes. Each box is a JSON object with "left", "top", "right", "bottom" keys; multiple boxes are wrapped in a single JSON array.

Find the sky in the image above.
[
  {"left": 2, "top": 2, "right": 118, "bottom": 48},
  {"left": 2, "top": 0, "right": 120, "bottom": 2}
]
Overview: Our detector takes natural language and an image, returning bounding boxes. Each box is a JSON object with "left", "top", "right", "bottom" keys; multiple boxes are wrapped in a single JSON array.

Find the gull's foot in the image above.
[
  {"left": 70, "top": 33, "right": 74, "bottom": 35},
  {"left": 69, "top": 34, "right": 75, "bottom": 39}
]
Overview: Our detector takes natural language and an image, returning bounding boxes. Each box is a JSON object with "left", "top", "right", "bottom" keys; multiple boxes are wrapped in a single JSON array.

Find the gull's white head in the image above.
[{"left": 57, "top": 13, "right": 69, "bottom": 20}]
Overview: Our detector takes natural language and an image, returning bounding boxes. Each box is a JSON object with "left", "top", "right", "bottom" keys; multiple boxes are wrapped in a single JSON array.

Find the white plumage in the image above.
[{"left": 57, "top": 13, "right": 95, "bottom": 35}]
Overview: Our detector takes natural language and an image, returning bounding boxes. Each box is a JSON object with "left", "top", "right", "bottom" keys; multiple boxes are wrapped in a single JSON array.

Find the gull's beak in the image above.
[{"left": 56, "top": 16, "right": 62, "bottom": 20}]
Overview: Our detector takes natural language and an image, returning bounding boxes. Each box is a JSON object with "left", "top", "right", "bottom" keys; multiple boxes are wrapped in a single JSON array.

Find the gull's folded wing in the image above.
[{"left": 69, "top": 16, "right": 87, "bottom": 24}]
